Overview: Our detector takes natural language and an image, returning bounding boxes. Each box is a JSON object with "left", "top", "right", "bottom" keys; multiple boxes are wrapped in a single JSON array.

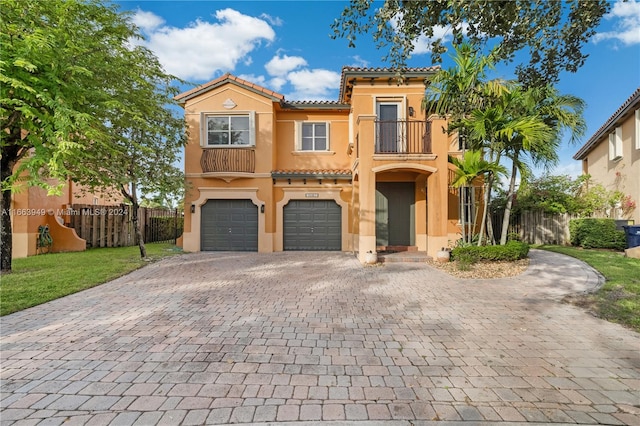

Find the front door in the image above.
[{"left": 376, "top": 182, "right": 415, "bottom": 247}]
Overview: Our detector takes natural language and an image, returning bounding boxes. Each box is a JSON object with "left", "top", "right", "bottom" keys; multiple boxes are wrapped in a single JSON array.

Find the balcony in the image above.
[
  {"left": 200, "top": 148, "right": 255, "bottom": 173},
  {"left": 375, "top": 120, "right": 432, "bottom": 154}
]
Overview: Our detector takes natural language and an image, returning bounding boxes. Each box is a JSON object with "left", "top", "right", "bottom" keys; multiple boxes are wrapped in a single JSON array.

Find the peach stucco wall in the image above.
[
  {"left": 582, "top": 113, "right": 640, "bottom": 224},
  {"left": 11, "top": 177, "right": 118, "bottom": 258},
  {"left": 180, "top": 74, "right": 462, "bottom": 260}
]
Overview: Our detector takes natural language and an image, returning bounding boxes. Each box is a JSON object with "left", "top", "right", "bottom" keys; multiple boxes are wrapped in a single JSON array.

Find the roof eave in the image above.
[
  {"left": 339, "top": 67, "right": 438, "bottom": 103},
  {"left": 573, "top": 88, "right": 640, "bottom": 160},
  {"left": 280, "top": 102, "right": 351, "bottom": 111}
]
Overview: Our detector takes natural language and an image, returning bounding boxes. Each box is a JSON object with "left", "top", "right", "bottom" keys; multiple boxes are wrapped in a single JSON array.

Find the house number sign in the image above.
[{"left": 305, "top": 193, "right": 319, "bottom": 198}]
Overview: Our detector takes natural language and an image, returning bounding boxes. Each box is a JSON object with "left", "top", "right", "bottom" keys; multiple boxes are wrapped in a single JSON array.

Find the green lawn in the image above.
[
  {"left": 538, "top": 245, "right": 640, "bottom": 332},
  {"left": 0, "top": 243, "right": 183, "bottom": 316}
]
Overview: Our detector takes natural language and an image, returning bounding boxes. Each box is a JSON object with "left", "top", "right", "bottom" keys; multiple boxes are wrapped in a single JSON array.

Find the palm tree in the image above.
[
  {"left": 449, "top": 150, "right": 507, "bottom": 244},
  {"left": 423, "top": 43, "right": 505, "bottom": 243},
  {"left": 498, "top": 86, "right": 586, "bottom": 244}
]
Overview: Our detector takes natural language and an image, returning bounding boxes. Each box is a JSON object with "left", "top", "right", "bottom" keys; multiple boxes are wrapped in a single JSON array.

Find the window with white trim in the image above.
[
  {"left": 635, "top": 109, "right": 639, "bottom": 150},
  {"left": 202, "top": 112, "right": 255, "bottom": 147},
  {"left": 297, "top": 122, "right": 329, "bottom": 151},
  {"left": 608, "top": 126, "right": 623, "bottom": 160}
]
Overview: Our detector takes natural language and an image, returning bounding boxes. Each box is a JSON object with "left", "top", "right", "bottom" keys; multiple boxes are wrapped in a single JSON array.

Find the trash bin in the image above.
[{"left": 622, "top": 225, "right": 640, "bottom": 249}]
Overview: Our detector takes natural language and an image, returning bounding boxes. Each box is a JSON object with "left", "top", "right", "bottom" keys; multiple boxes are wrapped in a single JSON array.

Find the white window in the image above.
[
  {"left": 202, "top": 112, "right": 255, "bottom": 147},
  {"left": 635, "top": 109, "right": 640, "bottom": 150},
  {"left": 297, "top": 122, "right": 329, "bottom": 151},
  {"left": 608, "top": 126, "right": 623, "bottom": 160}
]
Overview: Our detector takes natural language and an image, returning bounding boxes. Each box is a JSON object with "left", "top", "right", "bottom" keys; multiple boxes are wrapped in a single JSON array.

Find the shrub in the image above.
[
  {"left": 451, "top": 241, "right": 529, "bottom": 263},
  {"left": 569, "top": 218, "right": 626, "bottom": 251},
  {"left": 455, "top": 251, "right": 476, "bottom": 270}
]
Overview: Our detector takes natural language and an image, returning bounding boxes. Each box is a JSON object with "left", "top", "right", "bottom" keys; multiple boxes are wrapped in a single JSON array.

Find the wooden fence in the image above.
[
  {"left": 492, "top": 211, "right": 632, "bottom": 245},
  {"left": 510, "top": 211, "right": 579, "bottom": 245},
  {"left": 67, "top": 204, "right": 183, "bottom": 248}
]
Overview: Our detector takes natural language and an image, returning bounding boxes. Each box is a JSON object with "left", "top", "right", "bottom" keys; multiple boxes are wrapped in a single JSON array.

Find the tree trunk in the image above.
[
  {"left": 123, "top": 182, "right": 147, "bottom": 259},
  {"left": 487, "top": 212, "right": 496, "bottom": 245},
  {"left": 1, "top": 186, "right": 14, "bottom": 273},
  {"left": 132, "top": 205, "right": 147, "bottom": 259},
  {"left": 1, "top": 125, "right": 23, "bottom": 273},
  {"left": 467, "top": 187, "right": 473, "bottom": 243},
  {"left": 500, "top": 154, "right": 519, "bottom": 245},
  {"left": 459, "top": 187, "right": 467, "bottom": 244},
  {"left": 477, "top": 173, "right": 493, "bottom": 246}
]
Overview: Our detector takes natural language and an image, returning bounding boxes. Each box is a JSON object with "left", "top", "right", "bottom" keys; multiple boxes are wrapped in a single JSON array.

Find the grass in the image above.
[
  {"left": 0, "top": 243, "right": 183, "bottom": 316},
  {"left": 538, "top": 245, "right": 640, "bottom": 332}
]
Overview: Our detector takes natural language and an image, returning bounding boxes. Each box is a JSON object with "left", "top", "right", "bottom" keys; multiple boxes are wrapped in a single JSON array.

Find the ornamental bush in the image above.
[
  {"left": 569, "top": 218, "right": 626, "bottom": 250},
  {"left": 451, "top": 241, "right": 530, "bottom": 263}
]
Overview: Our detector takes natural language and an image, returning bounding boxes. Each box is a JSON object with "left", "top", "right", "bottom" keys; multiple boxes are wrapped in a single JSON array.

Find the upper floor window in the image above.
[
  {"left": 297, "top": 122, "right": 329, "bottom": 151},
  {"left": 202, "top": 112, "right": 255, "bottom": 147},
  {"left": 608, "top": 126, "right": 622, "bottom": 161}
]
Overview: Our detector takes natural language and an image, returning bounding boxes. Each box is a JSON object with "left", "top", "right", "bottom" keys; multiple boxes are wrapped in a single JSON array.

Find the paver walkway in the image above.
[{"left": 1, "top": 249, "right": 639, "bottom": 425}]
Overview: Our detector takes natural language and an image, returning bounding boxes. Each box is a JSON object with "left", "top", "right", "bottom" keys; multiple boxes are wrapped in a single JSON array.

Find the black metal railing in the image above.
[{"left": 375, "top": 120, "right": 432, "bottom": 154}]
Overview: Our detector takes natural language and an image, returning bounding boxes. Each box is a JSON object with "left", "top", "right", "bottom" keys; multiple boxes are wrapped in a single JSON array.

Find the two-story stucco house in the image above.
[
  {"left": 574, "top": 88, "right": 640, "bottom": 224},
  {"left": 176, "top": 67, "right": 467, "bottom": 263}
]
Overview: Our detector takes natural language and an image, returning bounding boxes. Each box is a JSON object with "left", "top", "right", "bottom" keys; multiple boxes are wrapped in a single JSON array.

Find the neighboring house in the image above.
[
  {"left": 11, "top": 177, "right": 116, "bottom": 258},
  {"left": 573, "top": 87, "right": 640, "bottom": 224},
  {"left": 176, "top": 68, "right": 468, "bottom": 263}
]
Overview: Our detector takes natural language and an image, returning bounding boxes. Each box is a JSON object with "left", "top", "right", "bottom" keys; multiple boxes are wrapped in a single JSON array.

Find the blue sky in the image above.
[{"left": 117, "top": 0, "right": 640, "bottom": 178}]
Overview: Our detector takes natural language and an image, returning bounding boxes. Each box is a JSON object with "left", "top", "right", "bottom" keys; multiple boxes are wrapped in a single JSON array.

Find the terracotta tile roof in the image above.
[
  {"left": 175, "top": 73, "right": 285, "bottom": 103},
  {"left": 175, "top": 65, "right": 441, "bottom": 105},
  {"left": 341, "top": 66, "right": 441, "bottom": 73},
  {"left": 574, "top": 87, "right": 640, "bottom": 160},
  {"left": 339, "top": 66, "right": 441, "bottom": 103},
  {"left": 280, "top": 100, "right": 350, "bottom": 110},
  {"left": 272, "top": 169, "right": 352, "bottom": 177}
]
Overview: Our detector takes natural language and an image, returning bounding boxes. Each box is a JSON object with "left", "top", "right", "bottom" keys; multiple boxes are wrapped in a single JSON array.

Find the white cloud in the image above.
[
  {"left": 547, "top": 161, "right": 583, "bottom": 179},
  {"left": 265, "top": 54, "right": 307, "bottom": 77},
  {"left": 350, "top": 55, "right": 370, "bottom": 68},
  {"left": 131, "top": 9, "right": 165, "bottom": 32},
  {"left": 413, "top": 24, "right": 469, "bottom": 54},
  {"left": 286, "top": 69, "right": 341, "bottom": 100},
  {"left": 593, "top": 0, "right": 640, "bottom": 45},
  {"left": 133, "top": 8, "right": 275, "bottom": 81},
  {"left": 260, "top": 13, "right": 283, "bottom": 27},
  {"left": 237, "top": 74, "right": 267, "bottom": 87},
  {"left": 268, "top": 77, "right": 287, "bottom": 91}
]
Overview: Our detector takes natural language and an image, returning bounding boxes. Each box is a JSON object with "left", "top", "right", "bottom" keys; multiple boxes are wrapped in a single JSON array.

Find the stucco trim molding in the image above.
[
  {"left": 372, "top": 163, "right": 438, "bottom": 174},
  {"left": 186, "top": 173, "right": 271, "bottom": 182},
  {"left": 185, "top": 187, "right": 266, "bottom": 253},
  {"left": 275, "top": 188, "right": 351, "bottom": 252},
  {"left": 373, "top": 154, "right": 437, "bottom": 161}
]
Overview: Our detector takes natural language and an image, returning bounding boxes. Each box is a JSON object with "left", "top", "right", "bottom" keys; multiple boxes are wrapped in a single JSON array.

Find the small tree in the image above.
[
  {"left": 449, "top": 150, "right": 506, "bottom": 245},
  {"left": 499, "top": 86, "right": 585, "bottom": 244},
  {"left": 70, "top": 49, "right": 187, "bottom": 259},
  {"left": 1, "top": 0, "right": 186, "bottom": 270}
]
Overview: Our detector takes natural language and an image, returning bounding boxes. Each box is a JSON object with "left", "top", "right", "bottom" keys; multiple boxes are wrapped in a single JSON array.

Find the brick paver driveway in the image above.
[{"left": 1, "top": 250, "right": 639, "bottom": 425}]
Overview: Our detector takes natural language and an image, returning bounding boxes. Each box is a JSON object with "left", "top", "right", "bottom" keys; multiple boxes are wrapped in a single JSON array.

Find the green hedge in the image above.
[
  {"left": 569, "top": 218, "right": 626, "bottom": 250},
  {"left": 451, "top": 241, "right": 530, "bottom": 262}
]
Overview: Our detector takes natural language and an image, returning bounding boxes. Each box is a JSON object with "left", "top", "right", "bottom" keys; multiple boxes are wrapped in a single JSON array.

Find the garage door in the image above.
[
  {"left": 201, "top": 199, "right": 258, "bottom": 251},
  {"left": 284, "top": 200, "right": 341, "bottom": 250}
]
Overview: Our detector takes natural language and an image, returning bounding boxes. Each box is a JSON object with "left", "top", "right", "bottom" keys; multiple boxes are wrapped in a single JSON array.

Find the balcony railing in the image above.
[
  {"left": 200, "top": 148, "right": 255, "bottom": 173},
  {"left": 375, "top": 120, "right": 432, "bottom": 154}
]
